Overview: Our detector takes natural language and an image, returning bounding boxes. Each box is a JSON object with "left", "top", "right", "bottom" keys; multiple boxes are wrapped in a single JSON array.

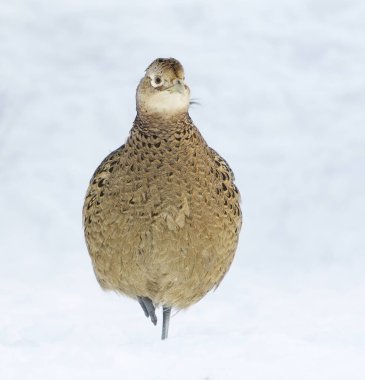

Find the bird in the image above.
[{"left": 83, "top": 58, "right": 242, "bottom": 340}]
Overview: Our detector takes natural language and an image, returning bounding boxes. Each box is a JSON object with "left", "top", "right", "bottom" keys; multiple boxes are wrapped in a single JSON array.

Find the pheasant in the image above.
[{"left": 83, "top": 58, "right": 242, "bottom": 339}]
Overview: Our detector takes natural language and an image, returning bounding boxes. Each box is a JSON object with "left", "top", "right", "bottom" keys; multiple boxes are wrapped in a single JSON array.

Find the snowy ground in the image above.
[{"left": 1, "top": 0, "right": 365, "bottom": 379}]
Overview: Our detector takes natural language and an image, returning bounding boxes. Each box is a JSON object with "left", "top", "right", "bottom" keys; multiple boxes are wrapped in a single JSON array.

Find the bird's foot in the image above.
[{"left": 137, "top": 296, "right": 157, "bottom": 325}]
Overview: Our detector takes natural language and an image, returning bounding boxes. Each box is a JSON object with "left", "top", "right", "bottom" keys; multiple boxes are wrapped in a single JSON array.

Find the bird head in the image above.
[{"left": 136, "top": 58, "right": 191, "bottom": 116}]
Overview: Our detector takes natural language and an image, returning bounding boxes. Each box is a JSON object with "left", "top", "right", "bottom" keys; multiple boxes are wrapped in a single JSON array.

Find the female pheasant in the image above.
[{"left": 83, "top": 58, "right": 242, "bottom": 339}]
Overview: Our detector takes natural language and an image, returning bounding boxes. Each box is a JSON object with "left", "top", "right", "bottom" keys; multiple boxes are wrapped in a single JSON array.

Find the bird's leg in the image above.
[
  {"left": 161, "top": 305, "right": 171, "bottom": 340},
  {"left": 137, "top": 297, "right": 149, "bottom": 317},
  {"left": 137, "top": 296, "right": 157, "bottom": 325}
]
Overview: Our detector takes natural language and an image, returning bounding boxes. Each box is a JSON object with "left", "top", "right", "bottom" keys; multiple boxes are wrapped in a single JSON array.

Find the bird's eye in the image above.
[{"left": 151, "top": 76, "right": 163, "bottom": 88}]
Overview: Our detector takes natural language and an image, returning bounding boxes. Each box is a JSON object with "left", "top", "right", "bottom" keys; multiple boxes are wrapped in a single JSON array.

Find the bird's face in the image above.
[{"left": 136, "top": 58, "right": 190, "bottom": 116}]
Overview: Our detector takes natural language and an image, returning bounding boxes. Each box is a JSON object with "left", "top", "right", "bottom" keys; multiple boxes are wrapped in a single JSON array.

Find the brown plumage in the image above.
[{"left": 83, "top": 58, "right": 242, "bottom": 339}]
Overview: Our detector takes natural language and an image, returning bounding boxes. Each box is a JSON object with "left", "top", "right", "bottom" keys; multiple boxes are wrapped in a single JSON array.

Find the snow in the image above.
[{"left": 1, "top": 0, "right": 365, "bottom": 379}]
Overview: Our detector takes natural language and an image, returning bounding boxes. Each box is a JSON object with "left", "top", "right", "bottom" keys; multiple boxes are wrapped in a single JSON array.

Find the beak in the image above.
[{"left": 168, "top": 79, "right": 185, "bottom": 94}]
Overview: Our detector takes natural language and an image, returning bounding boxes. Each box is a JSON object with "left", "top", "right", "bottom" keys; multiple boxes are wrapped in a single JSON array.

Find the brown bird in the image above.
[{"left": 83, "top": 58, "right": 242, "bottom": 339}]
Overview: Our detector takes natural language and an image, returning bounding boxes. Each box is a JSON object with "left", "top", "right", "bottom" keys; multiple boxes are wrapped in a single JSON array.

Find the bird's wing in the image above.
[
  {"left": 209, "top": 147, "right": 236, "bottom": 181},
  {"left": 83, "top": 145, "right": 125, "bottom": 227},
  {"left": 89, "top": 144, "right": 125, "bottom": 183}
]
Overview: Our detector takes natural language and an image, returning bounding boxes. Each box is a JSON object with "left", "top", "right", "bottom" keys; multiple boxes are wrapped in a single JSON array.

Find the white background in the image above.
[{"left": 1, "top": 0, "right": 364, "bottom": 379}]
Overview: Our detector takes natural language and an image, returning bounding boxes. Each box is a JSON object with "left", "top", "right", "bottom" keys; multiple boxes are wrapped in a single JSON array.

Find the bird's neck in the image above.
[{"left": 134, "top": 112, "right": 193, "bottom": 136}]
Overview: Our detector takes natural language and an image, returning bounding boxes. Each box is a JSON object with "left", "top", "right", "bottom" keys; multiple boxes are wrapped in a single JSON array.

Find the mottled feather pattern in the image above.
[{"left": 83, "top": 113, "right": 241, "bottom": 308}]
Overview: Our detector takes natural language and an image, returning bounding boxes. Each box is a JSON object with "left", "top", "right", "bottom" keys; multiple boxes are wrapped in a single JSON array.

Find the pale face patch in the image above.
[{"left": 142, "top": 88, "right": 190, "bottom": 114}]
